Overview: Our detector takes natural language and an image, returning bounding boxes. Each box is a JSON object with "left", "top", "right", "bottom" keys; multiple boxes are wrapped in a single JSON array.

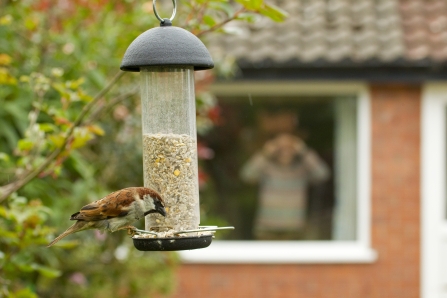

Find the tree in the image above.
[{"left": 0, "top": 0, "right": 285, "bottom": 297}]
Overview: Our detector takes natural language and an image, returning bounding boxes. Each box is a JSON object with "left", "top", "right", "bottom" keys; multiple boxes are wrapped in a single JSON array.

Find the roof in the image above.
[{"left": 209, "top": 0, "right": 447, "bottom": 80}]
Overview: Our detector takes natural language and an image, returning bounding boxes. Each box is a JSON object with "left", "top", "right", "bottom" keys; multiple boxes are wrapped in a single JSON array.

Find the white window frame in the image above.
[
  {"left": 421, "top": 84, "right": 447, "bottom": 298},
  {"left": 179, "top": 82, "right": 377, "bottom": 264}
]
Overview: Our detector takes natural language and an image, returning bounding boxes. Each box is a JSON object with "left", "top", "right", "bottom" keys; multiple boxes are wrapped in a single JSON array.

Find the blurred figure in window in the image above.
[{"left": 240, "top": 133, "right": 330, "bottom": 240}]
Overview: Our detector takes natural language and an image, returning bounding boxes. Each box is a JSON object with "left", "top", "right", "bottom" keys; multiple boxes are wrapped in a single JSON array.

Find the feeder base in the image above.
[{"left": 133, "top": 235, "right": 212, "bottom": 251}]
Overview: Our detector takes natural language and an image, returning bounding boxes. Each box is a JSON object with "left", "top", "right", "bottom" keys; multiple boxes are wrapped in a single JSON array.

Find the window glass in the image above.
[{"left": 199, "top": 95, "right": 358, "bottom": 241}]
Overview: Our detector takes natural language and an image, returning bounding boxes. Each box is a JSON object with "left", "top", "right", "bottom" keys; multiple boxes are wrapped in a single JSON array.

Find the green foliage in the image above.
[
  {"left": 0, "top": 193, "right": 178, "bottom": 298},
  {"left": 0, "top": 195, "right": 56, "bottom": 297},
  {"left": 234, "top": 0, "right": 287, "bottom": 22},
  {"left": 0, "top": 0, "right": 285, "bottom": 296}
]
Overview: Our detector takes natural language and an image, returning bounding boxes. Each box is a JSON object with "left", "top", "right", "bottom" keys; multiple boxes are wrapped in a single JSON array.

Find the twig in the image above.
[{"left": 0, "top": 71, "right": 126, "bottom": 203}]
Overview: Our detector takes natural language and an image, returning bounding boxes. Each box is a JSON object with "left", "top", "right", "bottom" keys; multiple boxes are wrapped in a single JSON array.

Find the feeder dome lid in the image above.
[{"left": 120, "top": 21, "right": 214, "bottom": 72}]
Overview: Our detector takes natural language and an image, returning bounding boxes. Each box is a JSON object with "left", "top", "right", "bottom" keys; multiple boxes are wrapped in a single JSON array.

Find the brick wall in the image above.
[{"left": 170, "top": 84, "right": 421, "bottom": 298}]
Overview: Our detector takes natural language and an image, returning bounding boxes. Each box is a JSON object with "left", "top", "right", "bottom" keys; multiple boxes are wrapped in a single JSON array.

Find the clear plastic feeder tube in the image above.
[{"left": 140, "top": 66, "right": 199, "bottom": 232}]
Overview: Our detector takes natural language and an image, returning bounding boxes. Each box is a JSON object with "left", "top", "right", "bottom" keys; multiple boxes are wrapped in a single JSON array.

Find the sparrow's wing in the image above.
[{"left": 70, "top": 190, "right": 135, "bottom": 221}]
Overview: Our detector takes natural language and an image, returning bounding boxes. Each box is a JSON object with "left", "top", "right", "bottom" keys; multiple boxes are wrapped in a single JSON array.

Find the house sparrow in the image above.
[{"left": 47, "top": 187, "right": 166, "bottom": 247}]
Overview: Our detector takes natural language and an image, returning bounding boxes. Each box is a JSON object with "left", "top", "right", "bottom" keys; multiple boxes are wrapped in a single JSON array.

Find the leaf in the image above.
[
  {"left": 48, "top": 134, "right": 65, "bottom": 148},
  {"left": 0, "top": 15, "right": 13, "bottom": 26},
  {"left": 51, "top": 82, "right": 68, "bottom": 97},
  {"left": 236, "top": 0, "right": 263, "bottom": 10},
  {"left": 0, "top": 205, "right": 7, "bottom": 217},
  {"left": 9, "top": 288, "right": 38, "bottom": 298},
  {"left": 19, "top": 75, "right": 30, "bottom": 82},
  {"left": 17, "top": 263, "right": 35, "bottom": 273},
  {"left": 68, "top": 77, "right": 85, "bottom": 89},
  {"left": 78, "top": 90, "right": 93, "bottom": 103},
  {"left": 71, "top": 128, "right": 94, "bottom": 149},
  {"left": 87, "top": 124, "right": 105, "bottom": 136},
  {"left": 51, "top": 164, "right": 62, "bottom": 177},
  {"left": 203, "top": 15, "right": 217, "bottom": 27},
  {"left": 33, "top": 265, "right": 62, "bottom": 278},
  {"left": 18, "top": 139, "right": 34, "bottom": 151},
  {"left": 0, "top": 54, "right": 12, "bottom": 66},
  {"left": 0, "top": 152, "right": 10, "bottom": 162},
  {"left": 258, "top": 3, "right": 288, "bottom": 22},
  {"left": 0, "top": 230, "right": 17, "bottom": 239},
  {"left": 71, "top": 134, "right": 94, "bottom": 149},
  {"left": 24, "top": 17, "right": 38, "bottom": 30},
  {"left": 38, "top": 123, "right": 56, "bottom": 132},
  {"left": 0, "top": 67, "right": 17, "bottom": 85},
  {"left": 54, "top": 116, "right": 72, "bottom": 126}
]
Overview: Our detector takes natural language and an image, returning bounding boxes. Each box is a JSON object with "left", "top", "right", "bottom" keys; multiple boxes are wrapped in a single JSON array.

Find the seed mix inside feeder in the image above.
[{"left": 120, "top": 0, "right": 233, "bottom": 251}]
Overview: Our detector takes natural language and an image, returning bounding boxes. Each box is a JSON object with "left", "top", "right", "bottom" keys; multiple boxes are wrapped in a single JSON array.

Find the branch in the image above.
[{"left": 0, "top": 71, "right": 126, "bottom": 203}]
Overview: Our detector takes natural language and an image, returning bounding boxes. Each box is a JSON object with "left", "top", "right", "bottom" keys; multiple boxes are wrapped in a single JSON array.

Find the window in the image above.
[{"left": 181, "top": 82, "right": 376, "bottom": 263}]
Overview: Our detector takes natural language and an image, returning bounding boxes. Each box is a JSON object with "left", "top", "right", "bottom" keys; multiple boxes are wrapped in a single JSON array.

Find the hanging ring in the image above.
[{"left": 153, "top": 0, "right": 177, "bottom": 23}]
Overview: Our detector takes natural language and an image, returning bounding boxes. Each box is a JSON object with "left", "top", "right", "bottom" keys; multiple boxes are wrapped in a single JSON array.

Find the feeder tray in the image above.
[
  {"left": 132, "top": 226, "right": 234, "bottom": 251},
  {"left": 133, "top": 235, "right": 213, "bottom": 251}
]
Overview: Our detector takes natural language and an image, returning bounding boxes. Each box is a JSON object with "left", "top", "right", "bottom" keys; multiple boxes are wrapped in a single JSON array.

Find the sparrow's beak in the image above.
[{"left": 156, "top": 204, "right": 167, "bottom": 217}]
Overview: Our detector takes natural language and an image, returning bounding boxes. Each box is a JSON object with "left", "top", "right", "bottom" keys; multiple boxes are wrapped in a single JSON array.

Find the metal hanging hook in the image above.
[{"left": 153, "top": 0, "right": 177, "bottom": 23}]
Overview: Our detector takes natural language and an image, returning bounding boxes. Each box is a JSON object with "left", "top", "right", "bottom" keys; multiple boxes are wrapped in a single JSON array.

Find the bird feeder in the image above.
[{"left": 120, "top": 0, "right": 233, "bottom": 251}]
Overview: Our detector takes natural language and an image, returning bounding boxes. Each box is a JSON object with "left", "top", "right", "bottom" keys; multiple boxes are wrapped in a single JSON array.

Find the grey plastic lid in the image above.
[{"left": 120, "top": 20, "right": 214, "bottom": 72}]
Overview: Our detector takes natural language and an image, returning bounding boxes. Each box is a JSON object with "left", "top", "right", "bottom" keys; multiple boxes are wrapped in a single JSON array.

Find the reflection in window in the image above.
[
  {"left": 240, "top": 132, "right": 330, "bottom": 240},
  {"left": 200, "top": 96, "right": 358, "bottom": 241}
]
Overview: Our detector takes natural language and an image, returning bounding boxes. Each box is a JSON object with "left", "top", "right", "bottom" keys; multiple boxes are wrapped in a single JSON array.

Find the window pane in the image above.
[
  {"left": 199, "top": 95, "right": 358, "bottom": 241},
  {"left": 333, "top": 98, "right": 357, "bottom": 240}
]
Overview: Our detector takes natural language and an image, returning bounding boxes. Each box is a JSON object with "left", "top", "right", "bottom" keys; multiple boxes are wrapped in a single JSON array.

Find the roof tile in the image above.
[{"left": 210, "top": 0, "right": 447, "bottom": 64}]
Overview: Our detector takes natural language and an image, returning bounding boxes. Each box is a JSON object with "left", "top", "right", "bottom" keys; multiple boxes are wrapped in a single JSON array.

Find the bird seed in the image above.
[{"left": 142, "top": 133, "right": 199, "bottom": 232}]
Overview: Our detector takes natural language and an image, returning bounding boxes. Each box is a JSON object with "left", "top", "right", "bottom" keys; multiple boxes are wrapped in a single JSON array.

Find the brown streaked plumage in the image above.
[{"left": 47, "top": 187, "right": 166, "bottom": 247}]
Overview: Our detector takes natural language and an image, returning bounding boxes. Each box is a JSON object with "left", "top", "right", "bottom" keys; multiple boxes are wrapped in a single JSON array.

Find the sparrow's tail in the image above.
[{"left": 47, "top": 221, "right": 92, "bottom": 247}]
